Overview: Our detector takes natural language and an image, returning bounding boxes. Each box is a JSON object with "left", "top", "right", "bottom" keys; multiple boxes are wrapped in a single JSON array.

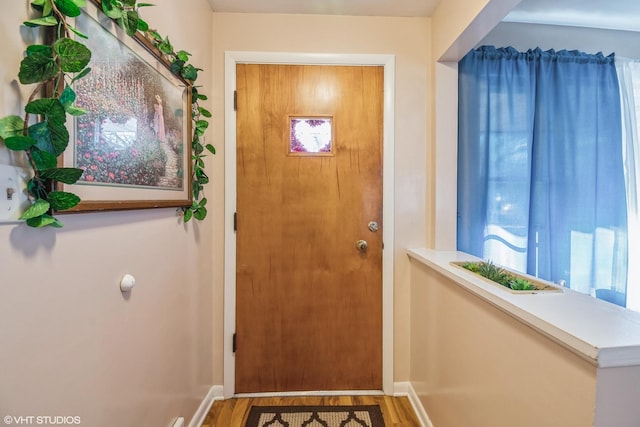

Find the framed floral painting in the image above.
[{"left": 58, "top": 0, "right": 192, "bottom": 212}]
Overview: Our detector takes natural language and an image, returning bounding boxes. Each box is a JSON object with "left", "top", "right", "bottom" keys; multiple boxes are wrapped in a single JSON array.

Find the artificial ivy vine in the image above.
[{"left": 0, "top": 0, "right": 213, "bottom": 227}]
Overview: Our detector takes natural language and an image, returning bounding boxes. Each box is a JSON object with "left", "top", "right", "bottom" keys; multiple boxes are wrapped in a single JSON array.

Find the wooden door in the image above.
[{"left": 235, "top": 64, "right": 383, "bottom": 393}]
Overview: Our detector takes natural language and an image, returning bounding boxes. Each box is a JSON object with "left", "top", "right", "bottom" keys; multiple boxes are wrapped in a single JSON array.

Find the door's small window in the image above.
[{"left": 289, "top": 116, "right": 333, "bottom": 154}]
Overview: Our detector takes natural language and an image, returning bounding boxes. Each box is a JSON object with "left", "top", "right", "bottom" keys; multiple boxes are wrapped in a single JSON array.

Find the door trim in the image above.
[{"left": 223, "top": 51, "right": 395, "bottom": 397}]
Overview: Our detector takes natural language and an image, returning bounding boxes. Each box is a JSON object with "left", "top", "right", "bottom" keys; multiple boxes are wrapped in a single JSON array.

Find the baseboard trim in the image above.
[
  {"left": 393, "top": 381, "right": 410, "bottom": 395},
  {"left": 188, "top": 385, "right": 224, "bottom": 427},
  {"left": 393, "top": 382, "right": 434, "bottom": 427},
  {"left": 191, "top": 384, "right": 432, "bottom": 427},
  {"left": 234, "top": 389, "right": 385, "bottom": 398}
]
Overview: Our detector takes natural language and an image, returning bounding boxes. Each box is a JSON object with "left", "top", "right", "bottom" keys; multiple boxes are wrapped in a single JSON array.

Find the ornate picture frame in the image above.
[{"left": 57, "top": 0, "right": 192, "bottom": 212}]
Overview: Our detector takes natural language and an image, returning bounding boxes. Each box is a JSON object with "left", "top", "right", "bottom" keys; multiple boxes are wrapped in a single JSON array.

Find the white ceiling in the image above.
[
  {"left": 504, "top": 0, "right": 640, "bottom": 32},
  {"left": 207, "top": 0, "right": 640, "bottom": 32},
  {"left": 206, "top": 0, "right": 441, "bottom": 17}
]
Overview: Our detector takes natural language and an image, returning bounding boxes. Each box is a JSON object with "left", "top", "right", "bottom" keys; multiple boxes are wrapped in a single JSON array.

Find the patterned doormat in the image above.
[{"left": 245, "top": 405, "right": 385, "bottom": 427}]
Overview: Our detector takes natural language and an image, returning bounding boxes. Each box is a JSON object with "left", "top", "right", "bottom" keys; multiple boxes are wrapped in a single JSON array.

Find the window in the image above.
[
  {"left": 289, "top": 117, "right": 333, "bottom": 154},
  {"left": 458, "top": 46, "right": 630, "bottom": 308}
]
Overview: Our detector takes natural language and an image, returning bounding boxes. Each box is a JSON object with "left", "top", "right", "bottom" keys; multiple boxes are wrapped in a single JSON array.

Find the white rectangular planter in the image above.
[{"left": 449, "top": 261, "right": 564, "bottom": 294}]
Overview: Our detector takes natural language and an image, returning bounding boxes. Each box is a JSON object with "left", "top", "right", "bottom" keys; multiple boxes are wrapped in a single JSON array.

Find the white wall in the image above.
[
  {"left": 595, "top": 366, "right": 640, "bottom": 426},
  {"left": 427, "top": 0, "right": 520, "bottom": 250},
  {"left": 0, "top": 1, "right": 217, "bottom": 426}
]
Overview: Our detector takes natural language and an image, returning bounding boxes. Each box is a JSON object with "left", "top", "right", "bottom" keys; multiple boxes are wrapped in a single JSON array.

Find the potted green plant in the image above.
[{"left": 451, "top": 260, "right": 561, "bottom": 293}]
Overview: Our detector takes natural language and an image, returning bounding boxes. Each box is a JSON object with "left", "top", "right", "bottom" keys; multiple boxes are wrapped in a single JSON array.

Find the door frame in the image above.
[{"left": 223, "top": 51, "right": 395, "bottom": 398}]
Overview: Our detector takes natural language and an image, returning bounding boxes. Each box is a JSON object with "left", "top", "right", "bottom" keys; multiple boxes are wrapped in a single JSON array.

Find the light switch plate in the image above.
[{"left": 0, "top": 164, "right": 32, "bottom": 223}]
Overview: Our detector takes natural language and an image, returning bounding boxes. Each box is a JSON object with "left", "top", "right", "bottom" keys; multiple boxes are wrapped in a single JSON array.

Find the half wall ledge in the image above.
[{"left": 407, "top": 248, "right": 640, "bottom": 368}]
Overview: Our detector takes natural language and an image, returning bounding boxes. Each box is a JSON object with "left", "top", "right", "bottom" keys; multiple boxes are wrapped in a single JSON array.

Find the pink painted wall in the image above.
[
  {"left": 211, "top": 12, "right": 431, "bottom": 382},
  {"left": 0, "top": 1, "right": 218, "bottom": 425},
  {"left": 410, "top": 260, "right": 597, "bottom": 427}
]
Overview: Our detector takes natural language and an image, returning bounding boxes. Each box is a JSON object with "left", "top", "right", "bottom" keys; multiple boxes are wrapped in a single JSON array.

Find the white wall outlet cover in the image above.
[
  {"left": 120, "top": 274, "right": 136, "bottom": 292},
  {"left": 0, "top": 164, "right": 32, "bottom": 223}
]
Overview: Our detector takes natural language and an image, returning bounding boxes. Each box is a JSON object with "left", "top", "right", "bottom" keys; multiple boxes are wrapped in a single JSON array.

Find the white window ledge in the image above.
[{"left": 407, "top": 248, "right": 640, "bottom": 368}]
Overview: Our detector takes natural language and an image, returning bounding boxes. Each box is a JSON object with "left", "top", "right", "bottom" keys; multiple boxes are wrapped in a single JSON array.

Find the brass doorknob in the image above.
[{"left": 355, "top": 240, "right": 368, "bottom": 252}]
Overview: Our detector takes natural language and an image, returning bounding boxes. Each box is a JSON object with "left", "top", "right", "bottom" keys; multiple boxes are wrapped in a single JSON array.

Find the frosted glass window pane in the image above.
[{"left": 290, "top": 117, "right": 332, "bottom": 153}]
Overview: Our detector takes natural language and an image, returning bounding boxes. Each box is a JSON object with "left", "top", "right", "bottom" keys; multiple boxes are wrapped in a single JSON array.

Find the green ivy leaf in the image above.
[
  {"left": 29, "top": 120, "right": 69, "bottom": 156},
  {"left": 30, "top": 147, "right": 58, "bottom": 170},
  {"left": 25, "top": 98, "right": 66, "bottom": 123},
  {"left": 71, "top": 0, "right": 87, "bottom": 7},
  {"left": 148, "top": 30, "right": 162, "bottom": 42},
  {"left": 137, "top": 18, "right": 149, "bottom": 32},
  {"left": 193, "top": 206, "right": 207, "bottom": 221},
  {"left": 120, "top": 10, "right": 139, "bottom": 37},
  {"left": 26, "top": 98, "right": 69, "bottom": 155},
  {"left": 192, "top": 181, "right": 202, "bottom": 200},
  {"left": 0, "top": 116, "right": 25, "bottom": 140},
  {"left": 59, "top": 86, "right": 76, "bottom": 105},
  {"left": 101, "top": 0, "right": 122, "bottom": 19},
  {"left": 26, "top": 213, "right": 63, "bottom": 228},
  {"left": 157, "top": 36, "right": 173, "bottom": 55},
  {"left": 59, "top": 86, "right": 87, "bottom": 116},
  {"left": 195, "top": 120, "right": 209, "bottom": 137},
  {"left": 54, "top": 38, "right": 92, "bottom": 73},
  {"left": 54, "top": 0, "right": 81, "bottom": 17},
  {"left": 198, "top": 106, "right": 212, "bottom": 118},
  {"left": 198, "top": 197, "right": 207, "bottom": 207},
  {"left": 47, "top": 191, "right": 81, "bottom": 211},
  {"left": 20, "top": 199, "right": 51, "bottom": 220},
  {"left": 195, "top": 119, "right": 208, "bottom": 130},
  {"left": 4, "top": 136, "right": 36, "bottom": 151},
  {"left": 70, "top": 67, "right": 91, "bottom": 84},
  {"left": 122, "top": 0, "right": 135, "bottom": 6},
  {"left": 176, "top": 50, "right": 191, "bottom": 62},
  {"left": 48, "top": 122, "right": 70, "bottom": 154},
  {"left": 28, "top": 0, "right": 50, "bottom": 13},
  {"left": 183, "top": 208, "right": 193, "bottom": 222},
  {"left": 137, "top": 2, "right": 155, "bottom": 6},
  {"left": 27, "top": 177, "right": 47, "bottom": 200},
  {"left": 198, "top": 175, "right": 209, "bottom": 185},
  {"left": 68, "top": 24, "right": 89, "bottom": 39},
  {"left": 39, "top": 167, "right": 84, "bottom": 184},
  {"left": 205, "top": 143, "right": 216, "bottom": 154},
  {"left": 38, "top": 0, "right": 54, "bottom": 16},
  {"left": 28, "top": 122, "right": 55, "bottom": 155},
  {"left": 170, "top": 59, "right": 185, "bottom": 75},
  {"left": 65, "top": 105, "right": 87, "bottom": 116},
  {"left": 26, "top": 44, "right": 53, "bottom": 56},
  {"left": 18, "top": 47, "right": 58, "bottom": 84},
  {"left": 24, "top": 16, "right": 58, "bottom": 27},
  {"left": 181, "top": 64, "right": 200, "bottom": 81}
]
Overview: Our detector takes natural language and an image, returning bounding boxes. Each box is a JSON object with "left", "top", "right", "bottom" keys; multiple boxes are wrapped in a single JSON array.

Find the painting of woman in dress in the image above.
[
  {"left": 72, "top": 9, "right": 186, "bottom": 190},
  {"left": 153, "top": 94, "right": 166, "bottom": 143}
]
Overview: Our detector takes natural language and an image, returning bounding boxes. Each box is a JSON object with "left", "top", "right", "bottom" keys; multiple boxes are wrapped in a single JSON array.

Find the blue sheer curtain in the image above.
[{"left": 458, "top": 46, "right": 628, "bottom": 300}]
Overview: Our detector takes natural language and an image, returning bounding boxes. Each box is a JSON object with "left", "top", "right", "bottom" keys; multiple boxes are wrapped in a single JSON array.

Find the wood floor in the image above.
[{"left": 200, "top": 395, "right": 422, "bottom": 426}]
